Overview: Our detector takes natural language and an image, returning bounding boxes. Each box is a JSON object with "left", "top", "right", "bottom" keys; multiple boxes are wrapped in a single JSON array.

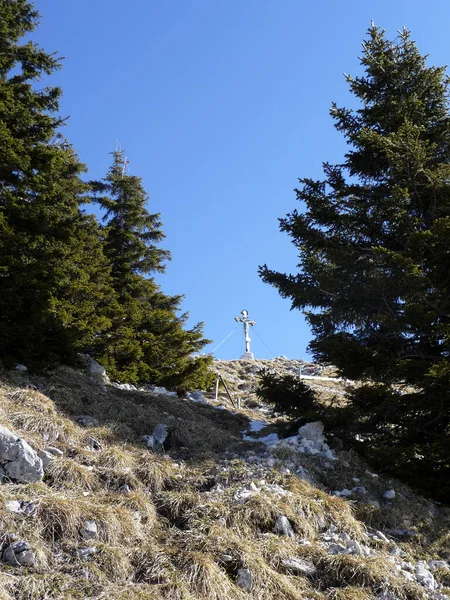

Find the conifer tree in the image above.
[
  {"left": 92, "top": 151, "right": 213, "bottom": 388},
  {"left": 260, "top": 26, "right": 450, "bottom": 499},
  {"left": 0, "top": 0, "right": 114, "bottom": 368}
]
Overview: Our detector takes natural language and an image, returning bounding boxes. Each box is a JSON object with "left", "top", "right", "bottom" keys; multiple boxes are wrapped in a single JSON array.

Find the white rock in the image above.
[
  {"left": 88, "top": 358, "right": 107, "bottom": 378},
  {"left": 152, "top": 424, "right": 168, "bottom": 446},
  {"left": 236, "top": 568, "right": 252, "bottom": 592},
  {"left": 339, "top": 489, "right": 353, "bottom": 497},
  {"left": 281, "top": 558, "right": 316, "bottom": 575},
  {"left": 328, "top": 543, "right": 349, "bottom": 555},
  {"left": 345, "top": 540, "right": 363, "bottom": 555},
  {"left": 298, "top": 421, "right": 325, "bottom": 443},
  {"left": 416, "top": 562, "right": 437, "bottom": 590},
  {"left": 234, "top": 489, "right": 254, "bottom": 503},
  {"left": 38, "top": 449, "right": 55, "bottom": 469},
  {"left": 76, "top": 415, "right": 99, "bottom": 428},
  {"left": 76, "top": 547, "right": 97, "bottom": 559},
  {"left": 45, "top": 446, "right": 63, "bottom": 457},
  {"left": 383, "top": 489, "right": 396, "bottom": 500},
  {"left": 221, "top": 554, "right": 233, "bottom": 562},
  {"left": 142, "top": 435, "right": 155, "bottom": 448},
  {"left": 2, "top": 541, "right": 35, "bottom": 567},
  {"left": 374, "top": 530, "right": 390, "bottom": 543},
  {"left": 147, "top": 386, "right": 177, "bottom": 397},
  {"left": 15, "top": 364, "right": 27, "bottom": 372},
  {"left": 189, "top": 391, "right": 207, "bottom": 403},
  {"left": 0, "top": 424, "right": 44, "bottom": 483},
  {"left": 5, "top": 500, "right": 37, "bottom": 516},
  {"left": 246, "top": 455, "right": 261, "bottom": 464},
  {"left": 428, "top": 560, "right": 449, "bottom": 571},
  {"left": 81, "top": 521, "right": 98, "bottom": 541},
  {"left": 113, "top": 382, "right": 137, "bottom": 391},
  {"left": 5, "top": 500, "right": 22, "bottom": 513},
  {"left": 273, "top": 515, "right": 295, "bottom": 538}
]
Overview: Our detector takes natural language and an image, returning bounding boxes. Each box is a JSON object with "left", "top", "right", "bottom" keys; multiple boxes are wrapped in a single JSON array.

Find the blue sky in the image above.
[{"left": 34, "top": 0, "right": 450, "bottom": 360}]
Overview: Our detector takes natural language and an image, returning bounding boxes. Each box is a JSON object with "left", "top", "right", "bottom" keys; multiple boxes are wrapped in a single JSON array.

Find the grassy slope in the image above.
[{"left": 0, "top": 361, "right": 448, "bottom": 599}]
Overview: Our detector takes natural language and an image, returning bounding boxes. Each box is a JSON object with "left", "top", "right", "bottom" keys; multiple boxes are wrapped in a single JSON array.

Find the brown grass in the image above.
[{"left": 0, "top": 363, "right": 448, "bottom": 599}]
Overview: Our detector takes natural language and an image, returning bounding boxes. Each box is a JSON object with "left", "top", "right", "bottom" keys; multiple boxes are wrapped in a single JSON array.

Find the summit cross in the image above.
[{"left": 234, "top": 309, "right": 256, "bottom": 359}]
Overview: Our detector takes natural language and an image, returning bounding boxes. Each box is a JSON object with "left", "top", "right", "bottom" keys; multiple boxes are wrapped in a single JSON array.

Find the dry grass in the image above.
[{"left": 0, "top": 363, "right": 448, "bottom": 599}]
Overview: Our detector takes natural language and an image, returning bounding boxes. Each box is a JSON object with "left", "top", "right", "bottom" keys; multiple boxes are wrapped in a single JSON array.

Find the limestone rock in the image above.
[
  {"left": 415, "top": 561, "right": 437, "bottom": 590},
  {"left": 113, "top": 382, "right": 137, "bottom": 391},
  {"left": 38, "top": 449, "right": 55, "bottom": 469},
  {"left": 88, "top": 358, "right": 108, "bottom": 381},
  {"left": 188, "top": 391, "right": 207, "bottom": 404},
  {"left": 383, "top": 489, "right": 396, "bottom": 500},
  {"left": 281, "top": 558, "right": 316, "bottom": 575},
  {"left": 80, "top": 521, "right": 98, "bottom": 541},
  {"left": 152, "top": 424, "right": 168, "bottom": 446},
  {"left": 5, "top": 500, "right": 37, "bottom": 516},
  {"left": 142, "top": 435, "right": 155, "bottom": 448},
  {"left": 273, "top": 515, "right": 295, "bottom": 538},
  {"left": 298, "top": 421, "right": 325, "bottom": 444},
  {"left": 221, "top": 554, "right": 233, "bottom": 562},
  {"left": 76, "top": 547, "right": 97, "bottom": 559},
  {"left": 236, "top": 568, "right": 252, "bottom": 592},
  {"left": 2, "top": 540, "right": 35, "bottom": 567},
  {"left": 76, "top": 415, "right": 100, "bottom": 428},
  {"left": 0, "top": 424, "right": 44, "bottom": 483},
  {"left": 86, "top": 437, "right": 102, "bottom": 451},
  {"left": 46, "top": 446, "right": 64, "bottom": 457}
]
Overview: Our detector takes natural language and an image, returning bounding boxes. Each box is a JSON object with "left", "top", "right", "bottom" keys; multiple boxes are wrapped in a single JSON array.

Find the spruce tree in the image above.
[
  {"left": 0, "top": 0, "right": 114, "bottom": 368},
  {"left": 92, "top": 151, "right": 213, "bottom": 388},
  {"left": 260, "top": 26, "right": 450, "bottom": 499}
]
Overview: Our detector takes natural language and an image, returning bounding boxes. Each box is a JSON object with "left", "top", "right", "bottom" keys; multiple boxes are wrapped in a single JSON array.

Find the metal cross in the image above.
[{"left": 234, "top": 309, "right": 256, "bottom": 359}]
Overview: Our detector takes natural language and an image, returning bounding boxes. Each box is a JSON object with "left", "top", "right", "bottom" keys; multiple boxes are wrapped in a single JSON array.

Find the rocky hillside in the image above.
[{"left": 0, "top": 358, "right": 449, "bottom": 599}]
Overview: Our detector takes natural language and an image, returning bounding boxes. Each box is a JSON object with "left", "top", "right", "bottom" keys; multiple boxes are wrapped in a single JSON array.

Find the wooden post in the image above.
[
  {"left": 218, "top": 373, "right": 236, "bottom": 408},
  {"left": 215, "top": 376, "right": 220, "bottom": 402}
]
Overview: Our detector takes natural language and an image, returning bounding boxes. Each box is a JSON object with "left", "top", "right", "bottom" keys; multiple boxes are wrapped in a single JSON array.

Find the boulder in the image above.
[
  {"left": 0, "top": 424, "right": 44, "bottom": 483},
  {"left": 383, "top": 489, "right": 396, "bottom": 500}
]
